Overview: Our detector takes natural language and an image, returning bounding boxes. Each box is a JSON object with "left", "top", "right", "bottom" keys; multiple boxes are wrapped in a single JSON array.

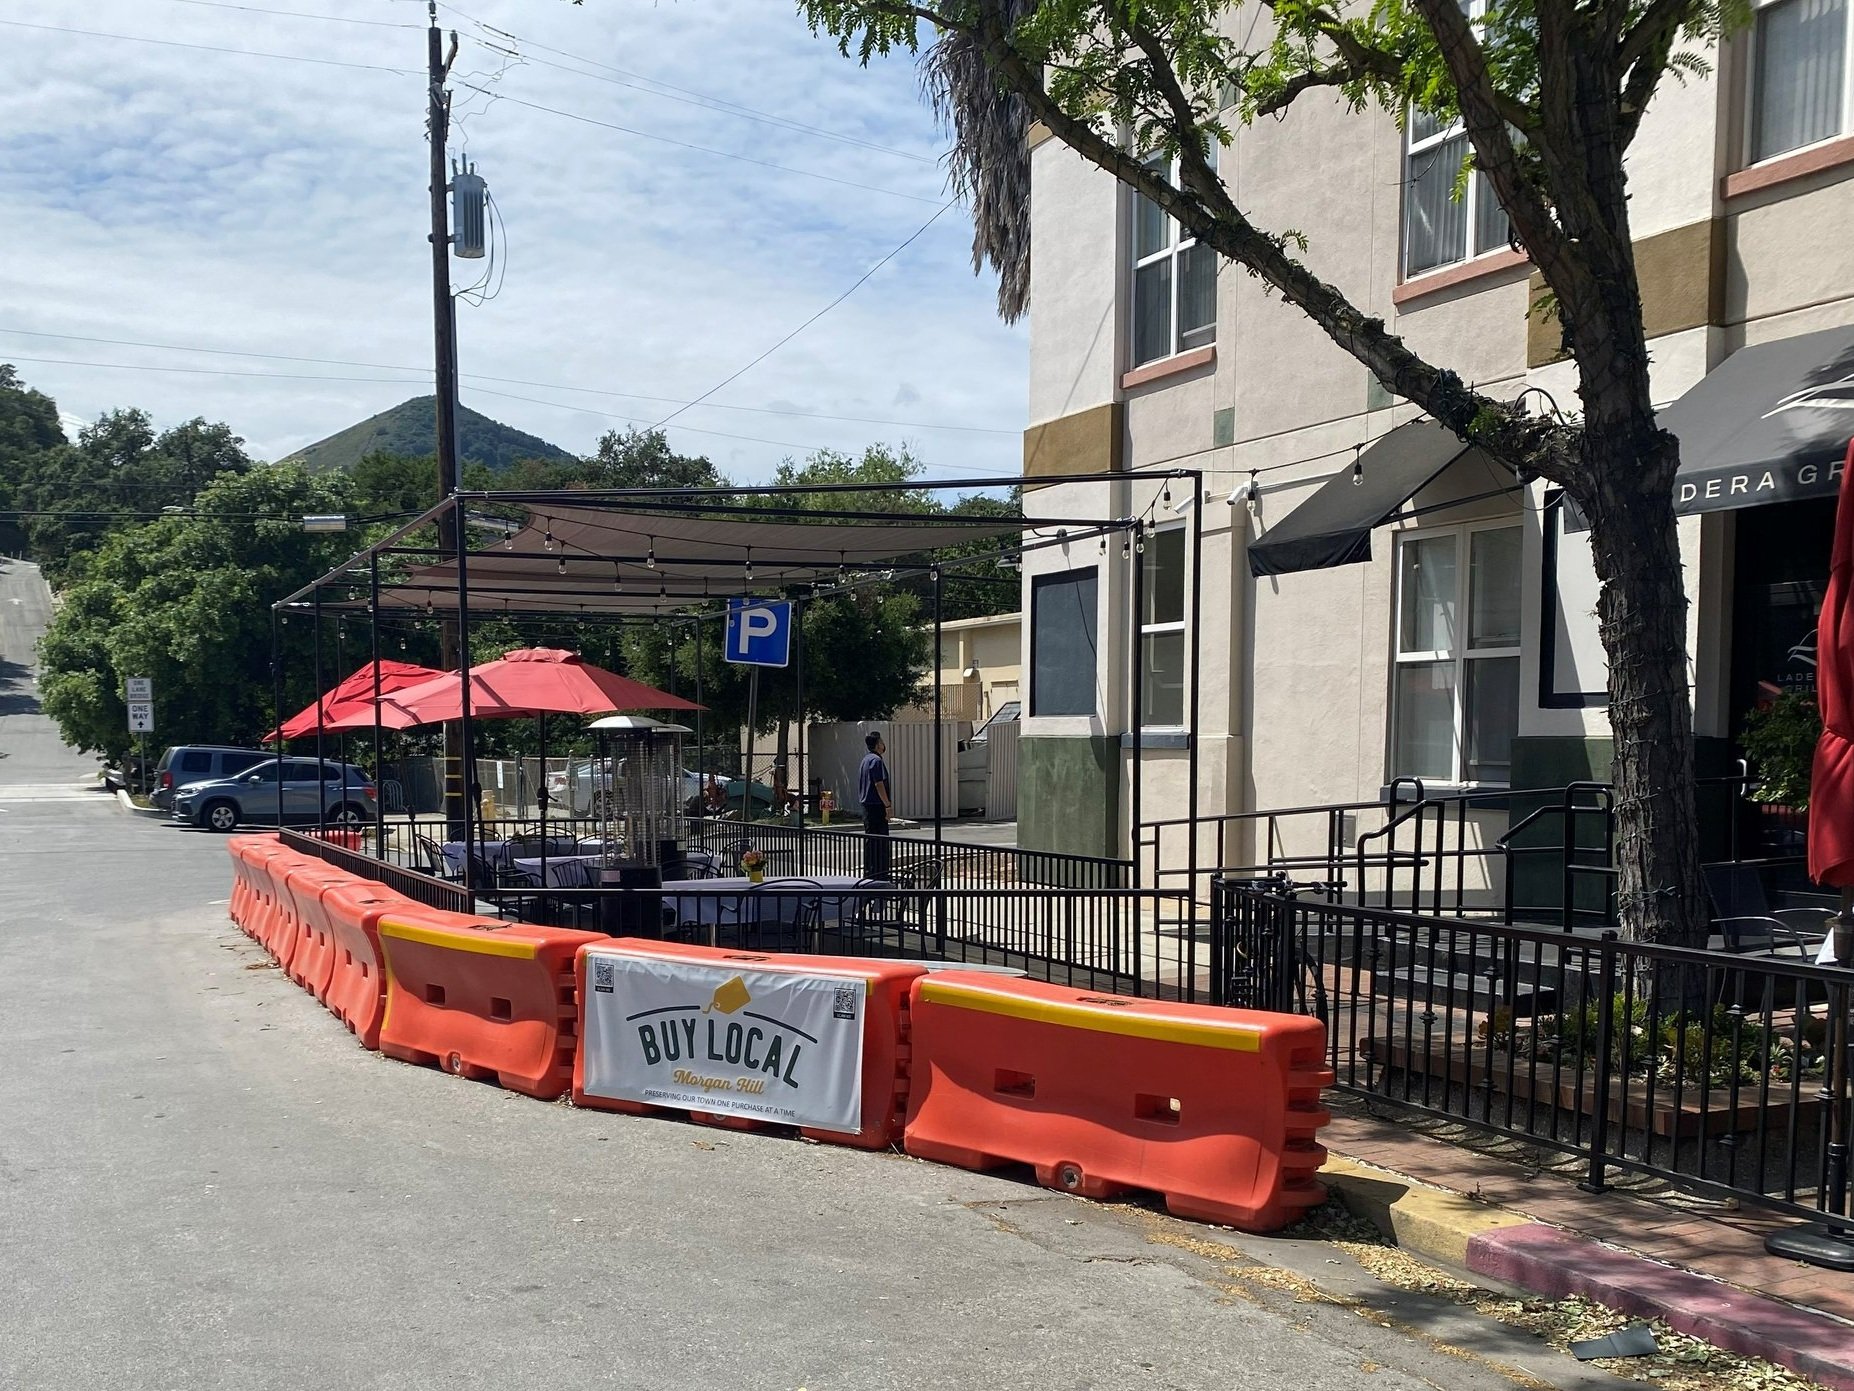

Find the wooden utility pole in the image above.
[{"left": 427, "top": 4, "right": 465, "bottom": 835}]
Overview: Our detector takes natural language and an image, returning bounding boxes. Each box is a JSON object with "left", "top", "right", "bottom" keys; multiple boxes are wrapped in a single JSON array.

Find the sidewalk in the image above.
[{"left": 1320, "top": 1099, "right": 1854, "bottom": 1387}]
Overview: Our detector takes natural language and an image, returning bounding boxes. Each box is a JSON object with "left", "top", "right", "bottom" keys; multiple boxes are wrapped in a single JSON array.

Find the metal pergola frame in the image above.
[{"left": 271, "top": 471, "right": 1206, "bottom": 894}]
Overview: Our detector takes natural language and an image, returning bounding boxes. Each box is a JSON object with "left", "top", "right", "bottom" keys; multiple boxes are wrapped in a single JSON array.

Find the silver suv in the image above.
[{"left": 171, "top": 758, "right": 376, "bottom": 832}]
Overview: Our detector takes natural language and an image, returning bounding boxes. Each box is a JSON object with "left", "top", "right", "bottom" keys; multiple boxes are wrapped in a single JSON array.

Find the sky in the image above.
[{"left": 0, "top": 0, "right": 1027, "bottom": 484}]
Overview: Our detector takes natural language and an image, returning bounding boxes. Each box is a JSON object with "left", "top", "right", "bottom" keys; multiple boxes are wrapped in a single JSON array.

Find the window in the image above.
[
  {"left": 1391, "top": 524, "right": 1521, "bottom": 784},
  {"left": 1404, "top": 112, "right": 1512, "bottom": 276},
  {"left": 1130, "top": 151, "right": 1217, "bottom": 367},
  {"left": 1401, "top": 2, "right": 1512, "bottom": 276},
  {"left": 1749, "top": 0, "right": 1851, "bottom": 164},
  {"left": 1140, "top": 527, "right": 1188, "bottom": 727},
  {"left": 1030, "top": 567, "right": 1099, "bottom": 717},
  {"left": 179, "top": 751, "right": 212, "bottom": 774}
]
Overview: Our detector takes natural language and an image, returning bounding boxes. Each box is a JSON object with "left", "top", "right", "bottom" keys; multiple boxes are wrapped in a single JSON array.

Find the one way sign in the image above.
[{"left": 724, "top": 598, "right": 791, "bottom": 668}]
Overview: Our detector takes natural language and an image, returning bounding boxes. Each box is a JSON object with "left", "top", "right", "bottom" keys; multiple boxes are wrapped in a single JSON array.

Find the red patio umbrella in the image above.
[
  {"left": 381, "top": 649, "right": 702, "bottom": 887},
  {"left": 382, "top": 647, "right": 702, "bottom": 723},
  {"left": 265, "top": 659, "right": 445, "bottom": 741}
]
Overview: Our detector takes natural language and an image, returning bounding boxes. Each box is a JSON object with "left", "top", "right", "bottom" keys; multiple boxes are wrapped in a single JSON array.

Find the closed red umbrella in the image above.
[
  {"left": 383, "top": 648, "right": 702, "bottom": 723},
  {"left": 1810, "top": 438, "right": 1854, "bottom": 905},
  {"left": 265, "top": 659, "right": 444, "bottom": 741}
]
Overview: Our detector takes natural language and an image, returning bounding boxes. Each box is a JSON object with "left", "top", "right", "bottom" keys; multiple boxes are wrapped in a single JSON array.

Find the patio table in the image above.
[
  {"left": 510, "top": 853, "right": 608, "bottom": 888},
  {"left": 664, "top": 874, "right": 890, "bottom": 942}
]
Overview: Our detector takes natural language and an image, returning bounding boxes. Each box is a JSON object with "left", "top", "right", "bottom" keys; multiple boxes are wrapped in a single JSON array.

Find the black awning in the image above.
[
  {"left": 1248, "top": 421, "right": 1479, "bottom": 577},
  {"left": 1664, "top": 323, "right": 1854, "bottom": 515}
]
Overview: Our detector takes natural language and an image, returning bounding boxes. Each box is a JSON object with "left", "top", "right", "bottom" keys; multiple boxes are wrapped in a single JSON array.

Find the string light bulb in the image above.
[
  {"left": 557, "top": 556, "right": 568, "bottom": 575},
  {"left": 543, "top": 529, "right": 555, "bottom": 549},
  {"left": 744, "top": 550, "right": 754, "bottom": 583},
  {"left": 612, "top": 564, "right": 623, "bottom": 594},
  {"left": 645, "top": 539, "right": 656, "bottom": 569},
  {"left": 1352, "top": 445, "right": 1364, "bottom": 487}
]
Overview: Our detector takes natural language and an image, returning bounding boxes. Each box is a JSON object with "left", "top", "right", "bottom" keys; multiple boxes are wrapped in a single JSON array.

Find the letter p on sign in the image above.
[{"left": 725, "top": 598, "right": 792, "bottom": 668}]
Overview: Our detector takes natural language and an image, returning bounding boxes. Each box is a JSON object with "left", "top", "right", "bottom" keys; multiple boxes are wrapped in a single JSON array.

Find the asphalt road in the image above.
[{"left": 0, "top": 557, "right": 1628, "bottom": 1391}]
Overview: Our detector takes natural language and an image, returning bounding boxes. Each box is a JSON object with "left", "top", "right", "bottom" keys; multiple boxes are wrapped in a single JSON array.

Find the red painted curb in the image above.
[{"left": 1465, "top": 1222, "right": 1854, "bottom": 1390}]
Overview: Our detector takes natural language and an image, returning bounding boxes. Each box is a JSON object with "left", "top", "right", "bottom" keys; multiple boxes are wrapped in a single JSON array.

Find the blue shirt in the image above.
[{"left": 857, "top": 751, "right": 889, "bottom": 809}]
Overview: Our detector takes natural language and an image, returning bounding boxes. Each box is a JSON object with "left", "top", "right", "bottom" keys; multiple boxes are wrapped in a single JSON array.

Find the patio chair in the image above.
[
  {"left": 542, "top": 858, "right": 601, "bottom": 933},
  {"left": 414, "top": 833, "right": 461, "bottom": 883},
  {"left": 468, "top": 852, "right": 547, "bottom": 922},
  {"left": 1704, "top": 863, "right": 1831, "bottom": 957},
  {"left": 741, "top": 881, "right": 823, "bottom": 952}
]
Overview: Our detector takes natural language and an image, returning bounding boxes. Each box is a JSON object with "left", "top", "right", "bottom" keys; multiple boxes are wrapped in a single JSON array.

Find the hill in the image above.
[{"left": 285, "top": 397, "right": 575, "bottom": 473}]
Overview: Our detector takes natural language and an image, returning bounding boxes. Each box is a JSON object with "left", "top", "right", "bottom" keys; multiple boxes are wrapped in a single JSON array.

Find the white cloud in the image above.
[{"left": 0, "top": 0, "right": 1026, "bottom": 485}]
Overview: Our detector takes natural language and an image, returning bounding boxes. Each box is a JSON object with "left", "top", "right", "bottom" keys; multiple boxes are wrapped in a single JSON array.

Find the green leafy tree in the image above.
[
  {"left": 802, "top": 0, "right": 1740, "bottom": 945},
  {"left": 0, "top": 366, "right": 65, "bottom": 553},
  {"left": 14, "top": 408, "right": 251, "bottom": 583},
  {"left": 37, "top": 464, "right": 356, "bottom": 763}
]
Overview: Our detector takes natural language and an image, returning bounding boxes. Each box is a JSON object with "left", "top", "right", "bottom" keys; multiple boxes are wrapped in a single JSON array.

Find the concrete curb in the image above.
[
  {"left": 1321, "top": 1153, "right": 1854, "bottom": 1390},
  {"left": 115, "top": 789, "right": 166, "bottom": 818}
]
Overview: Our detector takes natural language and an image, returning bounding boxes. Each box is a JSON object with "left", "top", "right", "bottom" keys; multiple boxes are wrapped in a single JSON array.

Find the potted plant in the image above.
[
  {"left": 1739, "top": 688, "right": 1821, "bottom": 810},
  {"left": 740, "top": 847, "right": 767, "bottom": 884}
]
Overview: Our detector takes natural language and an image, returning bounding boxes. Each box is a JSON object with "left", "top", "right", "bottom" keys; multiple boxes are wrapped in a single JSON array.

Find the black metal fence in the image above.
[
  {"left": 1143, "top": 781, "right": 1619, "bottom": 927},
  {"left": 1214, "top": 877, "right": 1854, "bottom": 1236},
  {"left": 280, "top": 828, "right": 471, "bottom": 914}
]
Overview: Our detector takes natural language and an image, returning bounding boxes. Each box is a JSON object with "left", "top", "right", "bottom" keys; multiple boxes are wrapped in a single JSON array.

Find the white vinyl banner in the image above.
[{"left": 580, "top": 951, "right": 867, "bottom": 1133}]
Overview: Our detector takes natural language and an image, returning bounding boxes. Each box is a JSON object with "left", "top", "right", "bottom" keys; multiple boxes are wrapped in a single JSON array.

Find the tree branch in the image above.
[
  {"left": 1406, "top": 0, "right": 1572, "bottom": 283},
  {"left": 1251, "top": 0, "right": 1538, "bottom": 133},
  {"left": 956, "top": 4, "right": 1576, "bottom": 486},
  {"left": 1616, "top": 0, "right": 1692, "bottom": 144}
]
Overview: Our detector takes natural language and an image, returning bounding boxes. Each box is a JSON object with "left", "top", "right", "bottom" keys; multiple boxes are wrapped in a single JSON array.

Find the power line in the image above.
[
  {"left": 653, "top": 203, "right": 956, "bottom": 431},
  {"left": 151, "top": 0, "right": 421, "bottom": 28},
  {"left": 0, "top": 16, "right": 419, "bottom": 75},
  {"left": 453, "top": 83, "right": 944, "bottom": 206},
  {"left": 440, "top": 3, "right": 938, "bottom": 166},
  {"left": 0, "top": 350, "right": 1015, "bottom": 472},
  {"left": 0, "top": 330, "right": 1019, "bottom": 435}
]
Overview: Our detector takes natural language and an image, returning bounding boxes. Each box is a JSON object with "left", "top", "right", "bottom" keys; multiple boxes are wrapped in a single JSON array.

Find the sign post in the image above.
[
  {"left": 724, "top": 600, "right": 791, "bottom": 819},
  {"left": 125, "top": 678, "right": 154, "bottom": 797}
]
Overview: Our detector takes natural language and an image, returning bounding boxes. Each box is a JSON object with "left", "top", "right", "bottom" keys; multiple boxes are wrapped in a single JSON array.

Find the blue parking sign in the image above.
[{"left": 724, "top": 598, "right": 792, "bottom": 668}]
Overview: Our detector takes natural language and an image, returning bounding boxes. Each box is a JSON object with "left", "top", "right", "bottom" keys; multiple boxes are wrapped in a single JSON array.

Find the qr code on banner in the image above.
[
  {"left": 832, "top": 984, "right": 858, "bottom": 1020},
  {"left": 593, "top": 959, "right": 616, "bottom": 994}
]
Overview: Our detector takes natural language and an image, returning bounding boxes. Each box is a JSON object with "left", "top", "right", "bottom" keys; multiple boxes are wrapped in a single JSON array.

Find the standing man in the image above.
[{"left": 858, "top": 729, "right": 892, "bottom": 881}]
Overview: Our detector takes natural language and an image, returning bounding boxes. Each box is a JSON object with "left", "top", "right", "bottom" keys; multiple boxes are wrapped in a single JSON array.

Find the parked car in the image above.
[
  {"left": 150, "top": 745, "right": 270, "bottom": 810},
  {"left": 548, "top": 759, "right": 706, "bottom": 816},
  {"left": 171, "top": 757, "right": 376, "bottom": 832}
]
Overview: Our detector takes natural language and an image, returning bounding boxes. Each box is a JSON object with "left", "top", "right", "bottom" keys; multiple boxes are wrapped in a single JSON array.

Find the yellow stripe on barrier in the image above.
[
  {"left": 917, "top": 979, "right": 1262, "bottom": 1053},
  {"left": 379, "top": 918, "right": 540, "bottom": 959}
]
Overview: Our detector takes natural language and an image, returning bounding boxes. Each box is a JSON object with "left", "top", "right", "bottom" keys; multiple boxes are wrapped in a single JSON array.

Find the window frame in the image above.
[
  {"left": 1399, "top": 0, "right": 1513, "bottom": 279},
  {"left": 1389, "top": 519, "right": 1523, "bottom": 787},
  {"left": 1743, "top": 0, "right": 1854, "bottom": 168},
  {"left": 1138, "top": 523, "right": 1191, "bottom": 730},
  {"left": 1127, "top": 151, "right": 1218, "bottom": 369}
]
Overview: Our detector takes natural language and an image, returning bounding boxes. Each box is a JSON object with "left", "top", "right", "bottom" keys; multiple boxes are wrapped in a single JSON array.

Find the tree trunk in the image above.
[{"left": 1580, "top": 431, "right": 1709, "bottom": 949}]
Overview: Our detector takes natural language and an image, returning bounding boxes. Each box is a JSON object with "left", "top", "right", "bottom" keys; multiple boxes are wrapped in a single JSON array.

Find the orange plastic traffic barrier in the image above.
[
  {"left": 573, "top": 938, "right": 926, "bottom": 1150},
  {"left": 281, "top": 862, "right": 362, "bottom": 999},
  {"left": 376, "top": 908, "right": 603, "bottom": 1099},
  {"left": 226, "top": 836, "right": 266, "bottom": 929},
  {"left": 319, "top": 879, "right": 411, "bottom": 1049},
  {"left": 903, "top": 974, "right": 1334, "bottom": 1233},
  {"left": 246, "top": 845, "right": 297, "bottom": 955},
  {"left": 261, "top": 850, "right": 312, "bottom": 969},
  {"left": 228, "top": 837, "right": 280, "bottom": 941}
]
